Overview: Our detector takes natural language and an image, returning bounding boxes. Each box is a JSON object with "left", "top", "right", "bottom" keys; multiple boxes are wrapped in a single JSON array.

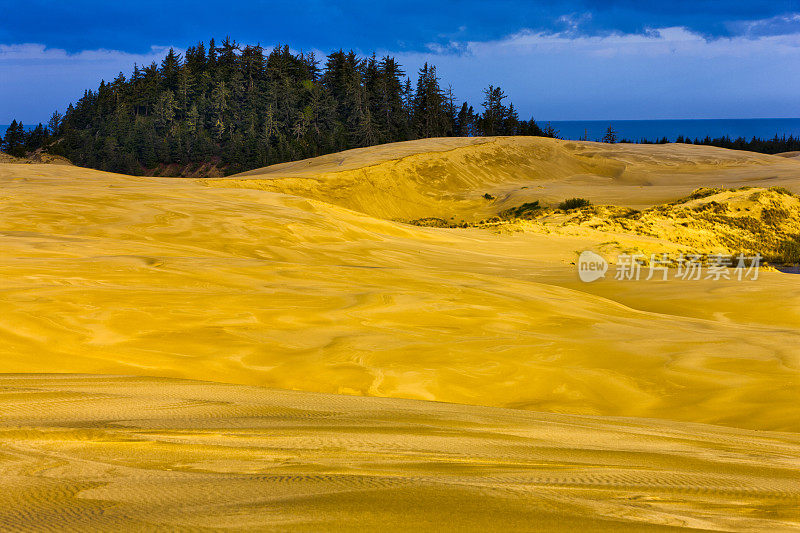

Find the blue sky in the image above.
[{"left": 2, "top": 0, "right": 800, "bottom": 123}]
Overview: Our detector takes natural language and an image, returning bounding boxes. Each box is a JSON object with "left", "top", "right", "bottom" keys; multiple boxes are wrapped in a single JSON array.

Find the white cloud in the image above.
[
  {"left": 387, "top": 27, "right": 800, "bottom": 119},
  {"left": 730, "top": 13, "right": 800, "bottom": 37},
  {"left": 3, "top": 26, "right": 800, "bottom": 123},
  {"left": 0, "top": 44, "right": 178, "bottom": 123}
]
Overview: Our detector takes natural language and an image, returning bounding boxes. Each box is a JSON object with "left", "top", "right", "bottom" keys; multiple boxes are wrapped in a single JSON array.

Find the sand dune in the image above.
[
  {"left": 207, "top": 137, "right": 800, "bottom": 221},
  {"left": 1, "top": 374, "right": 798, "bottom": 531},
  {"left": 0, "top": 160, "right": 798, "bottom": 430},
  {"left": 2, "top": 139, "right": 800, "bottom": 529},
  {"left": 1, "top": 141, "right": 800, "bottom": 432}
]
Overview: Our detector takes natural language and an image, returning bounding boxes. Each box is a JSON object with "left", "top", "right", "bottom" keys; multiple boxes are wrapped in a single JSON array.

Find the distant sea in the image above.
[
  {"left": 1, "top": 124, "right": 37, "bottom": 135},
  {"left": 543, "top": 118, "right": 800, "bottom": 142},
  {"left": 5, "top": 118, "right": 800, "bottom": 143}
]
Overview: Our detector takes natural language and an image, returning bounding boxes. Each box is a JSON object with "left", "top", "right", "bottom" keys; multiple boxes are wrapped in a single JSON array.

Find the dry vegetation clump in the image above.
[
  {"left": 479, "top": 187, "right": 800, "bottom": 264},
  {"left": 410, "top": 217, "right": 469, "bottom": 228},
  {"left": 558, "top": 197, "right": 592, "bottom": 210},
  {"left": 406, "top": 187, "right": 800, "bottom": 264},
  {"left": 0, "top": 150, "right": 72, "bottom": 165},
  {"left": 634, "top": 188, "right": 800, "bottom": 263},
  {"left": 499, "top": 201, "right": 541, "bottom": 219}
]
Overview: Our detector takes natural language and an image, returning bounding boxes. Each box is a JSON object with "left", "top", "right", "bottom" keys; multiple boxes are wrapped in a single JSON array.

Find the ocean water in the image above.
[
  {"left": 543, "top": 118, "right": 800, "bottom": 143},
  {"left": 5, "top": 118, "right": 800, "bottom": 143},
  {"left": 1, "top": 124, "right": 37, "bottom": 135}
]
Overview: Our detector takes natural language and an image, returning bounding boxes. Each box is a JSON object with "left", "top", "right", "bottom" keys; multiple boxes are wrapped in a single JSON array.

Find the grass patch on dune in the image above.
[
  {"left": 410, "top": 186, "right": 800, "bottom": 265},
  {"left": 558, "top": 198, "right": 592, "bottom": 211},
  {"left": 761, "top": 207, "right": 790, "bottom": 226},
  {"left": 769, "top": 186, "right": 796, "bottom": 196},
  {"left": 499, "top": 201, "right": 541, "bottom": 220},
  {"left": 410, "top": 217, "right": 470, "bottom": 228},
  {"left": 768, "top": 237, "right": 800, "bottom": 264},
  {"left": 687, "top": 187, "right": 724, "bottom": 200}
]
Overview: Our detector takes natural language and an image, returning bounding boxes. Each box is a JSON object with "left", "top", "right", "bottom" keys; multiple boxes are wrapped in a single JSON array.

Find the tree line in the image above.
[
  {"left": 4, "top": 39, "right": 799, "bottom": 173},
  {"left": 0, "top": 38, "right": 547, "bottom": 174},
  {"left": 589, "top": 125, "right": 800, "bottom": 153},
  {"left": 632, "top": 133, "right": 800, "bottom": 153}
]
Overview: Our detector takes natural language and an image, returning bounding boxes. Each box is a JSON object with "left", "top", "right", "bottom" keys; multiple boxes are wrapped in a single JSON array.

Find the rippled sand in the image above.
[
  {"left": 1, "top": 375, "right": 799, "bottom": 531},
  {"left": 1, "top": 137, "right": 800, "bottom": 530}
]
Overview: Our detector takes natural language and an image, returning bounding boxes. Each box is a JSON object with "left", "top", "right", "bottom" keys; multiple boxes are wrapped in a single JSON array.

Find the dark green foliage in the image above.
[
  {"left": 687, "top": 187, "right": 723, "bottom": 200},
  {"left": 409, "top": 217, "right": 451, "bottom": 227},
  {"left": 412, "top": 63, "right": 450, "bottom": 138},
  {"left": 483, "top": 193, "right": 495, "bottom": 200},
  {"left": 480, "top": 85, "right": 507, "bottom": 136},
  {"left": 558, "top": 198, "right": 592, "bottom": 210},
  {"left": 602, "top": 126, "right": 617, "bottom": 144},
  {"left": 21, "top": 38, "right": 549, "bottom": 175},
  {"left": 540, "top": 122, "right": 559, "bottom": 138},
  {"left": 499, "top": 201, "right": 541, "bottom": 219},
  {"left": 639, "top": 133, "right": 800, "bottom": 154},
  {"left": 478, "top": 85, "right": 536, "bottom": 137},
  {"left": 2, "top": 120, "right": 27, "bottom": 157}
]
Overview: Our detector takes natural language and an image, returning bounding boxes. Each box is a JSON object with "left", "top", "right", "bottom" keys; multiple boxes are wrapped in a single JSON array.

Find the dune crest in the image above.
[{"left": 206, "top": 136, "right": 800, "bottom": 221}]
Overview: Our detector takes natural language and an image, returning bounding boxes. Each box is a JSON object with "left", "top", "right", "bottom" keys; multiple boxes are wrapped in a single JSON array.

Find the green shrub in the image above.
[
  {"left": 409, "top": 217, "right": 450, "bottom": 228},
  {"left": 499, "top": 201, "right": 541, "bottom": 219},
  {"left": 769, "top": 186, "right": 795, "bottom": 196},
  {"left": 687, "top": 188, "right": 723, "bottom": 200},
  {"left": 558, "top": 198, "right": 592, "bottom": 210}
]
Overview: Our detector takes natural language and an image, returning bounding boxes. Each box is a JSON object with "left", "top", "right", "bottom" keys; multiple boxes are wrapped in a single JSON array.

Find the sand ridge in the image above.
[{"left": 206, "top": 136, "right": 800, "bottom": 221}]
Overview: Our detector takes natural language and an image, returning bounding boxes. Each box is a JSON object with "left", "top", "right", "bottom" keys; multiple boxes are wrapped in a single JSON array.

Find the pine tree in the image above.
[
  {"left": 602, "top": 125, "right": 618, "bottom": 144},
  {"left": 47, "top": 111, "right": 63, "bottom": 136},
  {"left": 160, "top": 48, "right": 182, "bottom": 92},
  {"left": 542, "top": 122, "right": 560, "bottom": 138},
  {"left": 480, "top": 85, "right": 508, "bottom": 136},
  {"left": 455, "top": 103, "right": 473, "bottom": 136},
  {"left": 25, "top": 123, "right": 48, "bottom": 152},
  {"left": 3, "top": 120, "right": 25, "bottom": 157},
  {"left": 412, "top": 63, "right": 448, "bottom": 138},
  {"left": 211, "top": 81, "right": 230, "bottom": 140},
  {"left": 504, "top": 103, "right": 519, "bottom": 135},
  {"left": 186, "top": 104, "right": 200, "bottom": 134},
  {"left": 376, "top": 56, "right": 407, "bottom": 141},
  {"left": 155, "top": 91, "right": 177, "bottom": 131}
]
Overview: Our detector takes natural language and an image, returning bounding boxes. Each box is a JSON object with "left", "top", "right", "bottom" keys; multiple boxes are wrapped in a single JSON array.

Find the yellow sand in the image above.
[
  {"left": 1, "top": 375, "right": 799, "bottom": 532},
  {"left": 208, "top": 136, "right": 800, "bottom": 221},
  {"left": 2, "top": 137, "right": 800, "bottom": 530}
]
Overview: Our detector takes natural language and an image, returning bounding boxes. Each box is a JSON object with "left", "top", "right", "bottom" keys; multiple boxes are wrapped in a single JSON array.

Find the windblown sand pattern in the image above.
[
  {"left": 1, "top": 137, "right": 800, "bottom": 530},
  {"left": 1, "top": 375, "right": 799, "bottom": 531}
]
